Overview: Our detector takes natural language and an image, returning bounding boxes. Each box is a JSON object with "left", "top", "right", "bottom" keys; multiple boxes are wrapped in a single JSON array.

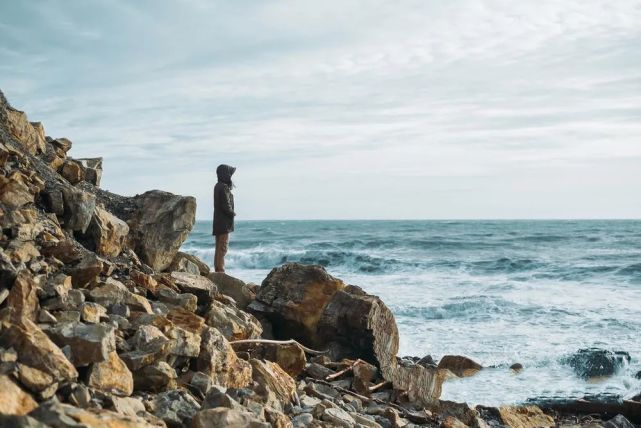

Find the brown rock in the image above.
[
  {"left": 5, "top": 107, "right": 45, "bottom": 154},
  {"left": 209, "top": 272, "right": 256, "bottom": 310},
  {"left": 6, "top": 271, "right": 39, "bottom": 320},
  {"left": 130, "top": 270, "right": 159, "bottom": 295},
  {"left": 80, "top": 206, "right": 129, "bottom": 257},
  {"left": 197, "top": 326, "right": 253, "bottom": 388},
  {"left": 0, "top": 375, "right": 38, "bottom": 416},
  {"left": 166, "top": 325, "right": 201, "bottom": 357},
  {"left": 60, "top": 159, "right": 85, "bottom": 184},
  {"left": 206, "top": 299, "right": 262, "bottom": 341},
  {"left": 69, "top": 253, "right": 103, "bottom": 288},
  {"left": 167, "top": 307, "right": 205, "bottom": 334},
  {"left": 133, "top": 361, "right": 177, "bottom": 392},
  {"left": 87, "top": 351, "right": 134, "bottom": 396},
  {"left": 15, "top": 363, "right": 56, "bottom": 396},
  {"left": 47, "top": 322, "right": 116, "bottom": 367},
  {"left": 171, "top": 271, "right": 217, "bottom": 305},
  {"left": 0, "top": 175, "right": 34, "bottom": 208},
  {"left": 498, "top": 406, "right": 554, "bottom": 428},
  {"left": 81, "top": 302, "right": 108, "bottom": 323},
  {"left": 352, "top": 360, "right": 378, "bottom": 396},
  {"left": 168, "top": 252, "right": 200, "bottom": 275},
  {"left": 104, "top": 190, "right": 196, "bottom": 271},
  {"left": 251, "top": 359, "right": 296, "bottom": 405},
  {"left": 438, "top": 355, "right": 482, "bottom": 377},
  {"left": 249, "top": 263, "right": 443, "bottom": 404},
  {"left": 89, "top": 279, "right": 152, "bottom": 313},
  {"left": 172, "top": 251, "right": 210, "bottom": 276},
  {"left": 51, "top": 137, "right": 72, "bottom": 153},
  {"left": 234, "top": 341, "right": 307, "bottom": 377},
  {"left": 0, "top": 317, "right": 78, "bottom": 383}
]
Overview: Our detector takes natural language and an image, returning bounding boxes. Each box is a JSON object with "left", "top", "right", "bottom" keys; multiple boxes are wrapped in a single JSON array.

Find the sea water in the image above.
[{"left": 181, "top": 220, "right": 641, "bottom": 405}]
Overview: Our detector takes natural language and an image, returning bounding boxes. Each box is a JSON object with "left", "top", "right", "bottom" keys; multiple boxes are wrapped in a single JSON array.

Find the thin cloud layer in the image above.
[{"left": 1, "top": 0, "right": 640, "bottom": 219}]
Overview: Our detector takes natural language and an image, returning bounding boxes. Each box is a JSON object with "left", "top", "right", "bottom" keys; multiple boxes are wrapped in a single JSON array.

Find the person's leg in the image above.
[
  {"left": 214, "top": 233, "right": 229, "bottom": 273},
  {"left": 219, "top": 233, "right": 229, "bottom": 273}
]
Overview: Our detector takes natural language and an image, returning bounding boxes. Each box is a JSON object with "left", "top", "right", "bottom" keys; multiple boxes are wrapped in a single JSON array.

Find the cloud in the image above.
[{"left": 1, "top": 0, "right": 640, "bottom": 219}]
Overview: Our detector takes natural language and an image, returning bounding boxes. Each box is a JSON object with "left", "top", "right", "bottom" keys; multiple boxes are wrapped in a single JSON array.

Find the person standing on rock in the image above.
[{"left": 213, "top": 164, "right": 236, "bottom": 272}]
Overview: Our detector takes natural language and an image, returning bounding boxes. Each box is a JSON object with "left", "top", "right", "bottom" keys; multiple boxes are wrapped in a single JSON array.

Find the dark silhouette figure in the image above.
[{"left": 213, "top": 164, "right": 236, "bottom": 272}]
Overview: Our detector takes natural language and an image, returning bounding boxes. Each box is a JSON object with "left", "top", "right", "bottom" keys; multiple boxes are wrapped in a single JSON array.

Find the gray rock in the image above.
[
  {"left": 150, "top": 389, "right": 200, "bottom": 428},
  {"left": 322, "top": 407, "right": 356, "bottom": 428},
  {"left": 292, "top": 412, "right": 315, "bottom": 428},
  {"left": 46, "top": 322, "right": 116, "bottom": 367},
  {"left": 603, "top": 414, "right": 634, "bottom": 428}
]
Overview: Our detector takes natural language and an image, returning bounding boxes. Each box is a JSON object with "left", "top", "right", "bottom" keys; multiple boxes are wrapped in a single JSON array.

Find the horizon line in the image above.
[{"left": 194, "top": 218, "right": 641, "bottom": 222}]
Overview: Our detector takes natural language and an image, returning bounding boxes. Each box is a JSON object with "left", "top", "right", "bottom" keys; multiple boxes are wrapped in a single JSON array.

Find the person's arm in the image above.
[{"left": 221, "top": 187, "right": 236, "bottom": 217}]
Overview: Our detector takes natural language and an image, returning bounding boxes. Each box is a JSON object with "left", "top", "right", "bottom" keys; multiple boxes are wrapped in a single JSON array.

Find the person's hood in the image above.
[{"left": 216, "top": 164, "right": 236, "bottom": 184}]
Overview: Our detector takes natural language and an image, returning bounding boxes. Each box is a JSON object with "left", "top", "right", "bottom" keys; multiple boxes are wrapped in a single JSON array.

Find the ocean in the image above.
[{"left": 181, "top": 220, "right": 641, "bottom": 406}]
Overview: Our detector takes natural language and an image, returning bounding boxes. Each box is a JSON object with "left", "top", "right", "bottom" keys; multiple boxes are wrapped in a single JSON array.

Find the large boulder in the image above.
[
  {"left": 249, "top": 263, "right": 444, "bottom": 404},
  {"left": 105, "top": 190, "right": 196, "bottom": 271},
  {"left": 209, "top": 272, "right": 256, "bottom": 310}
]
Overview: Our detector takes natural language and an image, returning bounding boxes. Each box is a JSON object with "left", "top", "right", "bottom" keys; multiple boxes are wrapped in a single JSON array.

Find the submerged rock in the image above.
[{"left": 563, "top": 348, "right": 631, "bottom": 379}]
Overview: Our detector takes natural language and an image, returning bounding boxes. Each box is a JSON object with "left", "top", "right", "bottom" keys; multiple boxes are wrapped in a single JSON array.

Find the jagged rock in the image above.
[
  {"left": 292, "top": 413, "right": 315, "bottom": 428},
  {"left": 250, "top": 263, "right": 443, "bottom": 404},
  {"left": 0, "top": 174, "right": 34, "bottom": 208},
  {"left": 209, "top": 272, "right": 256, "bottom": 310},
  {"left": 0, "top": 317, "right": 78, "bottom": 383},
  {"left": 206, "top": 299, "right": 262, "bottom": 340},
  {"left": 6, "top": 271, "right": 39, "bottom": 320},
  {"left": 68, "top": 252, "right": 103, "bottom": 287},
  {"left": 191, "top": 408, "right": 270, "bottom": 428},
  {"left": 197, "top": 326, "right": 253, "bottom": 388},
  {"left": 29, "top": 400, "right": 158, "bottom": 427},
  {"left": 170, "top": 271, "right": 217, "bottom": 305},
  {"left": 99, "top": 190, "right": 196, "bottom": 271},
  {"left": 167, "top": 307, "right": 205, "bottom": 334},
  {"left": 563, "top": 348, "right": 631, "bottom": 379},
  {"left": 251, "top": 359, "right": 297, "bottom": 406},
  {"left": 150, "top": 389, "right": 200, "bottom": 428},
  {"left": 133, "top": 361, "right": 177, "bottom": 392},
  {"left": 77, "top": 157, "right": 102, "bottom": 186},
  {"left": 157, "top": 287, "right": 197, "bottom": 312},
  {"left": 60, "top": 186, "right": 96, "bottom": 233},
  {"left": 352, "top": 360, "right": 378, "bottom": 396},
  {"left": 437, "top": 355, "right": 482, "bottom": 377},
  {"left": 0, "top": 375, "right": 38, "bottom": 415},
  {"left": 201, "top": 385, "right": 244, "bottom": 411},
  {"left": 89, "top": 278, "right": 152, "bottom": 313},
  {"left": 264, "top": 407, "right": 292, "bottom": 428},
  {"left": 60, "top": 159, "right": 85, "bottom": 184},
  {"left": 107, "top": 396, "right": 146, "bottom": 417},
  {"left": 233, "top": 341, "right": 307, "bottom": 377},
  {"left": 81, "top": 302, "right": 107, "bottom": 323},
  {"left": 40, "top": 273, "right": 72, "bottom": 299},
  {"left": 16, "top": 363, "right": 57, "bottom": 397},
  {"left": 498, "top": 406, "right": 554, "bottom": 428},
  {"left": 4, "top": 106, "right": 45, "bottom": 154},
  {"left": 167, "top": 253, "right": 200, "bottom": 275},
  {"left": 47, "top": 322, "right": 116, "bottom": 367},
  {"left": 171, "top": 251, "right": 210, "bottom": 276},
  {"left": 79, "top": 206, "right": 129, "bottom": 257},
  {"left": 166, "top": 325, "right": 201, "bottom": 357},
  {"left": 87, "top": 351, "right": 134, "bottom": 396},
  {"left": 130, "top": 270, "right": 159, "bottom": 295}
]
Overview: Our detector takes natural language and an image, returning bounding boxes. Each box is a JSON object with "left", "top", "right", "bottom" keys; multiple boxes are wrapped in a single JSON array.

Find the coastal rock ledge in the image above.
[{"left": 1, "top": 89, "right": 639, "bottom": 427}]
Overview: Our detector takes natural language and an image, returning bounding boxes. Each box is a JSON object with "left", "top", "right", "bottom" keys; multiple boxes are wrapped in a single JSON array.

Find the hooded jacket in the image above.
[{"left": 213, "top": 164, "right": 236, "bottom": 235}]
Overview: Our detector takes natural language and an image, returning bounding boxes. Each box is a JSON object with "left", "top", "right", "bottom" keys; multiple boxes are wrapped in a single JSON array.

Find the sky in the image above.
[{"left": 1, "top": 0, "right": 641, "bottom": 220}]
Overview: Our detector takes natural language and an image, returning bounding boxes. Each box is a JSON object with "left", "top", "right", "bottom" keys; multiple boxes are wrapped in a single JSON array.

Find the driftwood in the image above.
[
  {"left": 326, "top": 359, "right": 365, "bottom": 381},
  {"left": 230, "top": 338, "right": 327, "bottom": 355}
]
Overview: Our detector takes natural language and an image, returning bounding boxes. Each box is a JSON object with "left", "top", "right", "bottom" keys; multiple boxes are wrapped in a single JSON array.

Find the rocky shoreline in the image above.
[{"left": 0, "top": 89, "right": 639, "bottom": 427}]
